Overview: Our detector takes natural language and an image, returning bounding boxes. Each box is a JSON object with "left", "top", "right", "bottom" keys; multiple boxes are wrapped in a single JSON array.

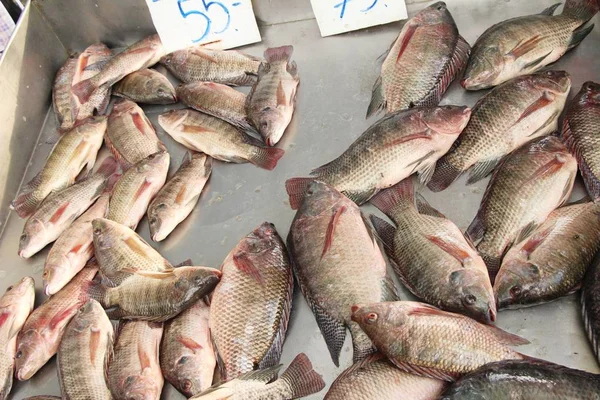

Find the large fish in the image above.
[
  {"left": 582, "top": 248, "right": 600, "bottom": 364},
  {"left": 428, "top": 71, "right": 571, "bottom": 192},
  {"left": 210, "top": 222, "right": 292, "bottom": 381},
  {"left": 113, "top": 69, "right": 177, "bottom": 104},
  {"left": 462, "top": 0, "right": 599, "bottom": 90},
  {"left": 52, "top": 54, "right": 78, "bottom": 130},
  {"left": 72, "top": 43, "right": 113, "bottom": 121},
  {"left": 286, "top": 106, "right": 471, "bottom": 209},
  {"left": 465, "top": 136, "right": 577, "bottom": 281},
  {"left": 369, "top": 179, "right": 495, "bottom": 323},
  {"left": 367, "top": 2, "right": 470, "bottom": 117},
  {"left": 287, "top": 181, "right": 398, "bottom": 366}
]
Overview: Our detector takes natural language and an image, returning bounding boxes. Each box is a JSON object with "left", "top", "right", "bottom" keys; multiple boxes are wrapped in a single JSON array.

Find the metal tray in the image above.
[{"left": 1, "top": 0, "right": 599, "bottom": 398}]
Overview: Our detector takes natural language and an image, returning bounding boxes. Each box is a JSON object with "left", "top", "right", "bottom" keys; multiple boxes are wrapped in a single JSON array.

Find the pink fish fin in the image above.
[
  {"left": 232, "top": 252, "right": 264, "bottom": 285},
  {"left": 427, "top": 155, "right": 463, "bottom": 192},
  {"left": 519, "top": 224, "right": 554, "bottom": 256},
  {"left": 49, "top": 305, "right": 78, "bottom": 330},
  {"left": 384, "top": 131, "right": 432, "bottom": 148},
  {"left": 138, "top": 343, "right": 152, "bottom": 371},
  {"left": 134, "top": 179, "right": 153, "bottom": 201},
  {"left": 369, "top": 214, "right": 395, "bottom": 253},
  {"left": 177, "top": 336, "right": 203, "bottom": 352},
  {"left": 190, "top": 48, "right": 219, "bottom": 63},
  {"left": 0, "top": 311, "right": 15, "bottom": 339},
  {"left": 175, "top": 185, "right": 188, "bottom": 205},
  {"left": 69, "top": 243, "right": 85, "bottom": 254},
  {"left": 249, "top": 146, "right": 285, "bottom": 171},
  {"left": 276, "top": 81, "right": 287, "bottom": 107},
  {"left": 389, "top": 358, "right": 459, "bottom": 382},
  {"left": 49, "top": 202, "right": 71, "bottom": 224},
  {"left": 321, "top": 205, "right": 346, "bottom": 259},
  {"left": 515, "top": 91, "right": 555, "bottom": 125},
  {"left": 71, "top": 78, "right": 97, "bottom": 104},
  {"left": 366, "top": 75, "right": 386, "bottom": 118},
  {"left": 133, "top": 270, "right": 175, "bottom": 280},
  {"left": 562, "top": 0, "right": 599, "bottom": 22},
  {"left": 507, "top": 35, "right": 543, "bottom": 59},
  {"left": 264, "top": 45, "right": 293, "bottom": 64},
  {"left": 182, "top": 124, "right": 213, "bottom": 134},
  {"left": 415, "top": 193, "right": 446, "bottom": 218},
  {"left": 396, "top": 23, "right": 418, "bottom": 63},
  {"left": 484, "top": 324, "right": 530, "bottom": 346},
  {"left": 123, "top": 236, "right": 151, "bottom": 258},
  {"left": 285, "top": 177, "right": 314, "bottom": 210},
  {"left": 466, "top": 157, "right": 503, "bottom": 185},
  {"left": 425, "top": 235, "right": 471, "bottom": 265},
  {"left": 131, "top": 111, "right": 155, "bottom": 137},
  {"left": 89, "top": 327, "right": 101, "bottom": 365},
  {"left": 278, "top": 353, "right": 326, "bottom": 398},
  {"left": 407, "top": 303, "right": 461, "bottom": 319},
  {"left": 525, "top": 155, "right": 567, "bottom": 185},
  {"left": 370, "top": 178, "right": 415, "bottom": 219}
]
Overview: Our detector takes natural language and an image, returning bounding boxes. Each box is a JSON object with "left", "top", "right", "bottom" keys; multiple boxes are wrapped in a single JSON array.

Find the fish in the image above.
[
  {"left": 113, "top": 68, "right": 177, "bottom": 104},
  {"left": 286, "top": 106, "right": 471, "bottom": 209},
  {"left": 582, "top": 244, "right": 600, "bottom": 364},
  {"left": 107, "top": 151, "right": 170, "bottom": 230},
  {"left": 210, "top": 222, "right": 293, "bottom": 380},
  {"left": 246, "top": 45, "right": 300, "bottom": 146},
  {"left": 15, "top": 265, "right": 98, "bottom": 381},
  {"left": 562, "top": 81, "right": 600, "bottom": 201},
  {"left": 22, "top": 397, "right": 61, "bottom": 400},
  {"left": 190, "top": 353, "right": 325, "bottom": 400},
  {"left": 0, "top": 277, "right": 35, "bottom": 400},
  {"left": 496, "top": 199, "right": 600, "bottom": 309},
  {"left": 462, "top": 0, "right": 599, "bottom": 90},
  {"left": 57, "top": 299, "right": 113, "bottom": 400},
  {"left": 52, "top": 54, "right": 78, "bottom": 130},
  {"left": 160, "top": 299, "right": 215, "bottom": 397},
  {"left": 287, "top": 181, "right": 398, "bottom": 366},
  {"left": 11, "top": 115, "right": 107, "bottom": 218},
  {"left": 465, "top": 136, "right": 577, "bottom": 281},
  {"left": 160, "top": 46, "right": 261, "bottom": 86},
  {"left": 72, "top": 43, "right": 113, "bottom": 121},
  {"left": 107, "top": 321, "right": 164, "bottom": 400},
  {"left": 367, "top": 2, "right": 470, "bottom": 117},
  {"left": 148, "top": 152, "right": 212, "bottom": 242},
  {"left": 158, "top": 109, "right": 284, "bottom": 170},
  {"left": 369, "top": 178, "right": 496, "bottom": 323},
  {"left": 351, "top": 301, "right": 530, "bottom": 381},
  {"left": 440, "top": 360, "right": 600, "bottom": 399},
  {"left": 428, "top": 70, "right": 571, "bottom": 192}
]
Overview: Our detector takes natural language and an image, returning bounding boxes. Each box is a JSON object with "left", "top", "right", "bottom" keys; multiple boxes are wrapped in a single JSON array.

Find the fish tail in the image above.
[
  {"left": 250, "top": 146, "right": 285, "bottom": 171},
  {"left": 11, "top": 191, "right": 39, "bottom": 218},
  {"left": 482, "top": 253, "right": 502, "bottom": 284},
  {"left": 427, "top": 155, "right": 463, "bottom": 192},
  {"left": 285, "top": 177, "right": 314, "bottom": 210},
  {"left": 349, "top": 323, "right": 376, "bottom": 363},
  {"left": 87, "top": 281, "right": 107, "bottom": 305},
  {"left": 562, "top": 0, "right": 599, "bottom": 21},
  {"left": 264, "top": 45, "right": 294, "bottom": 64},
  {"left": 71, "top": 77, "right": 97, "bottom": 104},
  {"left": 278, "top": 353, "right": 325, "bottom": 399},
  {"left": 370, "top": 178, "right": 414, "bottom": 220},
  {"left": 366, "top": 76, "right": 385, "bottom": 118}
]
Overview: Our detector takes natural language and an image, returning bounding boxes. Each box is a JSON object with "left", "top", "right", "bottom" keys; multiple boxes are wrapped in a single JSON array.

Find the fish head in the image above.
[
  {"left": 175, "top": 267, "right": 221, "bottom": 299},
  {"left": 351, "top": 302, "right": 403, "bottom": 336},
  {"left": 1, "top": 277, "right": 35, "bottom": 332},
  {"left": 461, "top": 45, "right": 504, "bottom": 90},
  {"left": 43, "top": 258, "right": 72, "bottom": 296},
  {"left": 15, "top": 329, "right": 46, "bottom": 380},
  {"left": 18, "top": 218, "right": 48, "bottom": 259},
  {"left": 255, "top": 106, "right": 287, "bottom": 146},
  {"left": 494, "top": 259, "right": 541, "bottom": 309},
  {"left": 173, "top": 355, "right": 208, "bottom": 396},
  {"left": 533, "top": 70, "right": 571, "bottom": 95},
  {"left": 144, "top": 75, "right": 177, "bottom": 103},
  {"left": 158, "top": 109, "right": 188, "bottom": 131},
  {"left": 92, "top": 218, "right": 120, "bottom": 251},
  {"left": 423, "top": 105, "right": 471, "bottom": 135},
  {"left": 241, "top": 221, "right": 279, "bottom": 254},
  {"left": 416, "top": 2, "right": 454, "bottom": 25},
  {"left": 580, "top": 81, "right": 600, "bottom": 104},
  {"left": 120, "top": 374, "right": 162, "bottom": 400},
  {"left": 160, "top": 50, "right": 189, "bottom": 68},
  {"left": 298, "top": 181, "right": 346, "bottom": 217},
  {"left": 141, "top": 150, "right": 170, "bottom": 172},
  {"left": 148, "top": 203, "right": 171, "bottom": 242},
  {"left": 449, "top": 270, "right": 496, "bottom": 323}
]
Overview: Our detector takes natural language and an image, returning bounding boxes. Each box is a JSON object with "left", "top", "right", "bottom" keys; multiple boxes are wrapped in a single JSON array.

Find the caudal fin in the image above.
[
  {"left": 264, "top": 45, "right": 294, "bottom": 64},
  {"left": 369, "top": 178, "right": 414, "bottom": 220},
  {"left": 285, "top": 177, "right": 314, "bottom": 209},
  {"left": 250, "top": 147, "right": 285, "bottom": 170},
  {"left": 87, "top": 281, "right": 107, "bottom": 306},
  {"left": 482, "top": 253, "right": 502, "bottom": 284},
  {"left": 427, "top": 156, "right": 463, "bottom": 192},
  {"left": 562, "top": 0, "right": 599, "bottom": 21},
  {"left": 11, "top": 191, "right": 40, "bottom": 218},
  {"left": 279, "top": 353, "right": 326, "bottom": 399},
  {"left": 71, "top": 78, "right": 97, "bottom": 104}
]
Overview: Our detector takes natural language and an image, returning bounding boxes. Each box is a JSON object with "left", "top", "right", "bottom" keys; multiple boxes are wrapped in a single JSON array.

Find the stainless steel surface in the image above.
[{"left": 2, "top": 0, "right": 600, "bottom": 398}]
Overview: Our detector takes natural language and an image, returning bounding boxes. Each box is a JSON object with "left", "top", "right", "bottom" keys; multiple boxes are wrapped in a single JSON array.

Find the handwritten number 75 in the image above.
[
  {"left": 177, "top": 0, "right": 231, "bottom": 42},
  {"left": 334, "top": 0, "right": 379, "bottom": 19}
]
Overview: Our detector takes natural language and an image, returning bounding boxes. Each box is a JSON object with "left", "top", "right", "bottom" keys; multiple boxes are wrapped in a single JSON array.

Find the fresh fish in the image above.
[
  {"left": 369, "top": 179, "right": 495, "bottom": 323},
  {"left": 107, "top": 151, "right": 170, "bottom": 230},
  {"left": 462, "top": 0, "right": 599, "bottom": 90},
  {"left": 465, "top": 136, "right": 577, "bottom": 281},
  {"left": 287, "top": 181, "right": 398, "bottom": 366},
  {"left": 246, "top": 45, "right": 300, "bottom": 146},
  {"left": 582, "top": 246, "right": 600, "bottom": 364},
  {"left": 351, "top": 301, "right": 530, "bottom": 381},
  {"left": 72, "top": 43, "right": 113, "bottom": 121},
  {"left": 562, "top": 81, "right": 600, "bottom": 201},
  {"left": 52, "top": 54, "right": 78, "bottom": 130},
  {"left": 160, "top": 299, "right": 215, "bottom": 397},
  {"left": 108, "top": 321, "right": 164, "bottom": 400},
  {"left": 286, "top": 106, "right": 471, "bottom": 209},
  {"left": 210, "top": 222, "right": 293, "bottom": 380},
  {"left": 57, "top": 299, "right": 113, "bottom": 400},
  {"left": 160, "top": 46, "right": 260, "bottom": 86},
  {"left": 15, "top": 265, "right": 98, "bottom": 381},
  {"left": 113, "top": 68, "right": 177, "bottom": 104},
  {"left": 148, "top": 152, "right": 212, "bottom": 241},
  {"left": 11, "top": 116, "right": 107, "bottom": 218},
  {"left": 440, "top": 360, "right": 600, "bottom": 399},
  {"left": 158, "top": 109, "right": 284, "bottom": 170},
  {"left": 496, "top": 200, "right": 600, "bottom": 309},
  {"left": 367, "top": 2, "right": 470, "bottom": 117},
  {"left": 428, "top": 71, "right": 571, "bottom": 191},
  {"left": 22, "top": 397, "right": 61, "bottom": 400},
  {"left": 190, "top": 353, "right": 325, "bottom": 400}
]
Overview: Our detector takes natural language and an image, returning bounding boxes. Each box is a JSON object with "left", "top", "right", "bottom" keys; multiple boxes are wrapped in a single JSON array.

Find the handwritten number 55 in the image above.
[{"left": 177, "top": 0, "right": 231, "bottom": 42}]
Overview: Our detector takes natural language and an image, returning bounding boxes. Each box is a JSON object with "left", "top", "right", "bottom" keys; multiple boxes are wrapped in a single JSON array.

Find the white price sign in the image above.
[
  {"left": 146, "top": 0, "right": 262, "bottom": 53},
  {"left": 311, "top": 0, "right": 407, "bottom": 37}
]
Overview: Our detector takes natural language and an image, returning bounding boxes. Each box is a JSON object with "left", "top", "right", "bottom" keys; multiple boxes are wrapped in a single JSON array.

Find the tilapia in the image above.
[
  {"left": 367, "top": 2, "right": 470, "bottom": 117},
  {"left": 286, "top": 106, "right": 471, "bottom": 209},
  {"left": 52, "top": 54, "right": 78, "bottom": 130},
  {"left": 351, "top": 301, "right": 530, "bottom": 381},
  {"left": 369, "top": 179, "right": 495, "bottom": 323},
  {"left": 113, "top": 69, "right": 177, "bottom": 104},
  {"left": 428, "top": 71, "right": 571, "bottom": 191},
  {"left": 57, "top": 299, "right": 113, "bottom": 400},
  {"left": 72, "top": 43, "right": 113, "bottom": 121},
  {"left": 210, "top": 222, "right": 292, "bottom": 380},
  {"left": 190, "top": 353, "right": 325, "bottom": 400},
  {"left": 462, "top": 0, "right": 599, "bottom": 90},
  {"left": 246, "top": 45, "right": 300, "bottom": 146},
  {"left": 582, "top": 246, "right": 600, "bottom": 364},
  {"left": 148, "top": 152, "right": 212, "bottom": 242},
  {"left": 158, "top": 109, "right": 284, "bottom": 170},
  {"left": 11, "top": 116, "right": 107, "bottom": 218},
  {"left": 288, "top": 181, "right": 398, "bottom": 366},
  {"left": 465, "top": 136, "right": 577, "bottom": 281}
]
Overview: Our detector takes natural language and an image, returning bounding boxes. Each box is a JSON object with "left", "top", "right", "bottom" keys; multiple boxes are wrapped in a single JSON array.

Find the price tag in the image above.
[
  {"left": 146, "top": 0, "right": 262, "bottom": 53},
  {"left": 310, "top": 0, "right": 407, "bottom": 37}
]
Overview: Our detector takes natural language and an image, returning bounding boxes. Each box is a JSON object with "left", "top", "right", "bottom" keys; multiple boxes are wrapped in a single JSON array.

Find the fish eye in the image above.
[
  {"left": 366, "top": 312, "right": 378, "bottom": 324},
  {"left": 177, "top": 356, "right": 189, "bottom": 365},
  {"left": 15, "top": 351, "right": 22, "bottom": 359},
  {"left": 510, "top": 285, "right": 522, "bottom": 298},
  {"left": 464, "top": 294, "right": 477, "bottom": 305},
  {"left": 157, "top": 88, "right": 165, "bottom": 96},
  {"left": 125, "top": 376, "right": 135, "bottom": 385},
  {"left": 6, "top": 285, "right": 13, "bottom": 292},
  {"left": 19, "top": 234, "right": 27, "bottom": 242},
  {"left": 93, "top": 227, "right": 102, "bottom": 236},
  {"left": 437, "top": 5, "right": 443, "bottom": 10}
]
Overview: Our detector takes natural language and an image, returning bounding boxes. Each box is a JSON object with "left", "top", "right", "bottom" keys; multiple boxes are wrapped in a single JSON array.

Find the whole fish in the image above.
[
  {"left": 113, "top": 69, "right": 177, "bottom": 104},
  {"left": 582, "top": 248, "right": 600, "bottom": 364},
  {"left": 462, "top": 0, "right": 599, "bottom": 90},
  {"left": 52, "top": 54, "right": 78, "bottom": 130},
  {"left": 562, "top": 81, "right": 600, "bottom": 201},
  {"left": 285, "top": 106, "right": 471, "bottom": 209},
  {"left": 369, "top": 179, "right": 495, "bottom": 323},
  {"left": 107, "top": 151, "right": 170, "bottom": 230},
  {"left": 160, "top": 46, "right": 260, "bottom": 86},
  {"left": 351, "top": 301, "right": 530, "bottom": 381},
  {"left": 158, "top": 109, "right": 284, "bottom": 170},
  {"left": 57, "top": 299, "right": 113, "bottom": 400},
  {"left": 288, "top": 181, "right": 398, "bottom": 366},
  {"left": 428, "top": 71, "right": 571, "bottom": 191},
  {"left": 108, "top": 321, "right": 164, "bottom": 400},
  {"left": 190, "top": 353, "right": 325, "bottom": 400},
  {"left": 160, "top": 300, "right": 215, "bottom": 397},
  {"left": 11, "top": 116, "right": 107, "bottom": 218},
  {"left": 210, "top": 222, "right": 293, "bottom": 380},
  {"left": 0, "top": 277, "right": 35, "bottom": 400},
  {"left": 246, "top": 45, "right": 300, "bottom": 146},
  {"left": 367, "top": 2, "right": 470, "bottom": 117},
  {"left": 495, "top": 200, "right": 600, "bottom": 309},
  {"left": 72, "top": 43, "right": 113, "bottom": 120},
  {"left": 15, "top": 265, "right": 97, "bottom": 381},
  {"left": 148, "top": 152, "right": 212, "bottom": 242},
  {"left": 466, "top": 136, "right": 577, "bottom": 281},
  {"left": 440, "top": 360, "right": 600, "bottom": 399}
]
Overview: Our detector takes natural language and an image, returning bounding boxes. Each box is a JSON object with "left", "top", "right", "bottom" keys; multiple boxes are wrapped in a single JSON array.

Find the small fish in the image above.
[
  {"left": 582, "top": 245, "right": 600, "bottom": 364},
  {"left": 52, "top": 54, "right": 78, "bottom": 130},
  {"left": 113, "top": 68, "right": 177, "bottom": 104},
  {"left": 72, "top": 43, "right": 113, "bottom": 121}
]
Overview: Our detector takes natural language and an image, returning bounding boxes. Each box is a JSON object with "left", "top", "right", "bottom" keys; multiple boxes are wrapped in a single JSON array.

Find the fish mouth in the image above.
[
  {"left": 460, "top": 77, "right": 490, "bottom": 91},
  {"left": 489, "top": 308, "right": 497, "bottom": 323},
  {"left": 16, "top": 366, "right": 34, "bottom": 381}
]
